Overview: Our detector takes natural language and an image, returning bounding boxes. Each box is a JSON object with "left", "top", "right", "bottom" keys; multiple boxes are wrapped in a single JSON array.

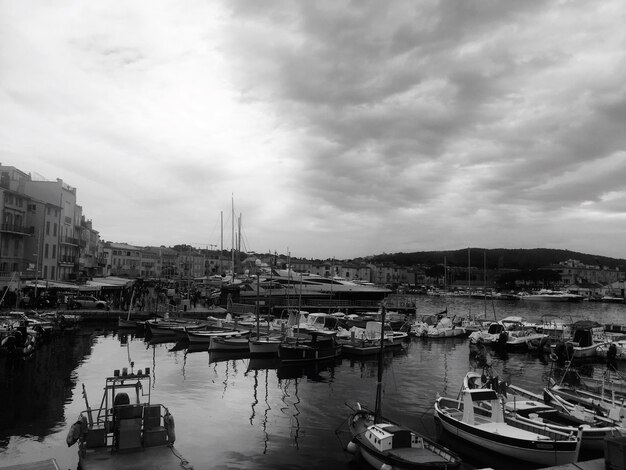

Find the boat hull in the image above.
[
  {"left": 249, "top": 338, "right": 281, "bottom": 356},
  {"left": 209, "top": 335, "right": 250, "bottom": 351}
]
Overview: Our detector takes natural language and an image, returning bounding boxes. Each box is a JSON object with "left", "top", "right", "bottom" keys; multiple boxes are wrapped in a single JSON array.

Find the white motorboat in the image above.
[{"left": 521, "top": 289, "right": 584, "bottom": 302}]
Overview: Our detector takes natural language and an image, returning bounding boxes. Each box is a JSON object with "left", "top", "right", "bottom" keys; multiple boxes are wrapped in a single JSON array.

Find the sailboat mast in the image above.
[
  {"left": 231, "top": 196, "right": 235, "bottom": 279},
  {"left": 220, "top": 210, "right": 223, "bottom": 275},
  {"left": 256, "top": 261, "right": 260, "bottom": 339},
  {"left": 374, "top": 305, "right": 386, "bottom": 424}
]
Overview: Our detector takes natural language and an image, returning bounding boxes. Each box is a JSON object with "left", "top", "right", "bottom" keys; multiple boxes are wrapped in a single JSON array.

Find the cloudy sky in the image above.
[{"left": 2, "top": 1, "right": 626, "bottom": 260}]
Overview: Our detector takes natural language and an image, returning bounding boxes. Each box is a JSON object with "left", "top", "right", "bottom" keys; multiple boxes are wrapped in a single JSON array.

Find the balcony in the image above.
[
  {"left": 0, "top": 224, "right": 34, "bottom": 235},
  {"left": 59, "top": 255, "right": 78, "bottom": 265},
  {"left": 60, "top": 236, "right": 79, "bottom": 245}
]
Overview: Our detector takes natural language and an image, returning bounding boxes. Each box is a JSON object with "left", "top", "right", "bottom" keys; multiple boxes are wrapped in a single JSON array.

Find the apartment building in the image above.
[
  {"left": 0, "top": 166, "right": 34, "bottom": 286},
  {"left": 24, "top": 177, "right": 83, "bottom": 281}
]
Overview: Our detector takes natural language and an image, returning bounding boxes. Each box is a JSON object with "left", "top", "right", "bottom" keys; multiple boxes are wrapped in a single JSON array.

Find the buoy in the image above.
[
  {"left": 164, "top": 411, "right": 176, "bottom": 443},
  {"left": 66, "top": 419, "right": 82, "bottom": 447},
  {"left": 346, "top": 440, "right": 358, "bottom": 454},
  {"left": 380, "top": 464, "right": 393, "bottom": 470}
]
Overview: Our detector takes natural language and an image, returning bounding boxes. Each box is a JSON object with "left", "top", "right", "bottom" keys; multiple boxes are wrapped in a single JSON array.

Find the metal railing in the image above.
[{"left": 0, "top": 224, "right": 34, "bottom": 235}]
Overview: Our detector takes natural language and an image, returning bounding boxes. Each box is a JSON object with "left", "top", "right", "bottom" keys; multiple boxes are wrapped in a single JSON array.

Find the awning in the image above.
[
  {"left": 88, "top": 277, "right": 136, "bottom": 288},
  {"left": 25, "top": 280, "right": 80, "bottom": 290}
]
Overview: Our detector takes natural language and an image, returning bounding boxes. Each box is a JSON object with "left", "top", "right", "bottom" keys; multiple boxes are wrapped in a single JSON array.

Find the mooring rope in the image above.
[{"left": 169, "top": 444, "right": 194, "bottom": 470}]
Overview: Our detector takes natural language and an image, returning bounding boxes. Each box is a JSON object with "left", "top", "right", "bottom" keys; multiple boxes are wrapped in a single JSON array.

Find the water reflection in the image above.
[
  {"left": 0, "top": 331, "right": 86, "bottom": 447},
  {"left": 5, "top": 297, "right": 626, "bottom": 470}
]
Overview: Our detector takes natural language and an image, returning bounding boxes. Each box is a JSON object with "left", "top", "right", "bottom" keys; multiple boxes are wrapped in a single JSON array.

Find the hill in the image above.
[{"left": 369, "top": 248, "right": 626, "bottom": 271}]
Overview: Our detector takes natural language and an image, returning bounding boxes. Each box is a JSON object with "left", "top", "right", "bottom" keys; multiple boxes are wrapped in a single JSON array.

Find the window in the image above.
[
  {"left": 43, "top": 266, "right": 48, "bottom": 278},
  {"left": 44, "top": 244, "right": 49, "bottom": 258},
  {"left": 53, "top": 223, "right": 57, "bottom": 237},
  {"left": 46, "top": 221, "right": 50, "bottom": 235},
  {"left": 51, "top": 266, "right": 55, "bottom": 279},
  {"left": 52, "top": 245, "right": 56, "bottom": 258}
]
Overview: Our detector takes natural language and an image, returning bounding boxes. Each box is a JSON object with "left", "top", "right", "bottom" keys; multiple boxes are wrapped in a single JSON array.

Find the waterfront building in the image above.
[
  {"left": 23, "top": 198, "right": 62, "bottom": 282},
  {"left": 24, "top": 177, "right": 93, "bottom": 282},
  {"left": 0, "top": 165, "right": 35, "bottom": 287},
  {"left": 104, "top": 242, "right": 142, "bottom": 277},
  {"left": 547, "top": 259, "right": 625, "bottom": 286}
]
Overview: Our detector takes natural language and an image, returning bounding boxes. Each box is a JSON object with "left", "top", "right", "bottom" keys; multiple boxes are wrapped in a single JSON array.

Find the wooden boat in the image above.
[
  {"left": 464, "top": 370, "right": 623, "bottom": 452},
  {"left": 346, "top": 306, "right": 462, "bottom": 470},
  {"left": 209, "top": 333, "right": 251, "bottom": 351},
  {"left": 186, "top": 328, "right": 250, "bottom": 345},
  {"left": 544, "top": 378, "right": 626, "bottom": 424},
  {"left": 67, "top": 366, "right": 192, "bottom": 469},
  {"left": 278, "top": 330, "right": 342, "bottom": 363},
  {"left": 146, "top": 318, "right": 207, "bottom": 338},
  {"left": 249, "top": 335, "right": 283, "bottom": 356},
  {"left": 434, "top": 382, "right": 582, "bottom": 465}
]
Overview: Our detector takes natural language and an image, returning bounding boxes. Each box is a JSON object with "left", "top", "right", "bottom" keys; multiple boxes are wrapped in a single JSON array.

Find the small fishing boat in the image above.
[
  {"left": 67, "top": 365, "right": 192, "bottom": 469},
  {"left": 186, "top": 327, "right": 250, "bottom": 345},
  {"left": 544, "top": 378, "right": 626, "bottom": 424},
  {"left": 249, "top": 335, "right": 283, "bottom": 356},
  {"left": 434, "top": 379, "right": 583, "bottom": 465},
  {"left": 209, "top": 333, "right": 251, "bottom": 351},
  {"left": 146, "top": 318, "right": 207, "bottom": 338},
  {"left": 550, "top": 320, "right": 607, "bottom": 361},
  {"left": 464, "top": 370, "right": 623, "bottom": 452},
  {"left": 278, "top": 330, "right": 342, "bottom": 363},
  {"left": 346, "top": 306, "right": 462, "bottom": 470}
]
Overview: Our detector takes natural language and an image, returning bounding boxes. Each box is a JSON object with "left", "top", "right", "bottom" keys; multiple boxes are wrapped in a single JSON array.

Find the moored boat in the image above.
[
  {"left": 434, "top": 383, "right": 583, "bottom": 465},
  {"left": 278, "top": 330, "right": 341, "bottom": 363},
  {"left": 346, "top": 305, "right": 462, "bottom": 469},
  {"left": 67, "top": 366, "right": 192, "bottom": 469},
  {"left": 464, "top": 370, "right": 623, "bottom": 452}
]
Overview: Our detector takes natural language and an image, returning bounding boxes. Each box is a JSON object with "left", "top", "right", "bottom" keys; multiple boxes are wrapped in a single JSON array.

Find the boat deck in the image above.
[
  {"left": 388, "top": 447, "right": 450, "bottom": 463},
  {"left": 80, "top": 445, "right": 193, "bottom": 470},
  {"left": 0, "top": 460, "right": 59, "bottom": 470}
]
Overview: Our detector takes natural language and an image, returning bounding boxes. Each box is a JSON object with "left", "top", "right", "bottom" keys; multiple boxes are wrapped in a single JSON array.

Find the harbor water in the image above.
[{"left": 2, "top": 295, "right": 626, "bottom": 470}]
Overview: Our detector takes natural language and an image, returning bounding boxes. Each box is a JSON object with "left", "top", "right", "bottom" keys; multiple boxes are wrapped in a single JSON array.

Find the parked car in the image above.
[{"left": 69, "top": 295, "right": 110, "bottom": 310}]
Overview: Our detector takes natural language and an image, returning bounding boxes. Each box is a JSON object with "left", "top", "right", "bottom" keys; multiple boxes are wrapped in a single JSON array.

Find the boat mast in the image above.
[
  {"left": 220, "top": 211, "right": 223, "bottom": 275},
  {"left": 374, "top": 304, "right": 386, "bottom": 424},
  {"left": 231, "top": 195, "right": 235, "bottom": 280},
  {"left": 255, "top": 258, "right": 260, "bottom": 340}
]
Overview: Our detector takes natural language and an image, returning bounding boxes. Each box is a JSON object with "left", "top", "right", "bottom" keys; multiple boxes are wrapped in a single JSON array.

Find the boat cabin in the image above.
[
  {"left": 461, "top": 389, "right": 504, "bottom": 425},
  {"left": 365, "top": 423, "right": 424, "bottom": 452}
]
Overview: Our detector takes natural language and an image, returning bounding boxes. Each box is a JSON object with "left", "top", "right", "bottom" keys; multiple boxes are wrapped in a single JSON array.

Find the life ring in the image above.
[{"left": 549, "top": 352, "right": 558, "bottom": 362}]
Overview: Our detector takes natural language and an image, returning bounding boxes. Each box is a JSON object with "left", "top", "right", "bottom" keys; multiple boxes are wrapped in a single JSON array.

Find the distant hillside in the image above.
[{"left": 369, "top": 248, "right": 626, "bottom": 271}]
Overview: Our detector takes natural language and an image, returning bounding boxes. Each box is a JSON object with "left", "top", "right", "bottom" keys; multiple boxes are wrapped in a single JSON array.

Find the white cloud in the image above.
[{"left": 2, "top": 0, "right": 626, "bottom": 259}]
